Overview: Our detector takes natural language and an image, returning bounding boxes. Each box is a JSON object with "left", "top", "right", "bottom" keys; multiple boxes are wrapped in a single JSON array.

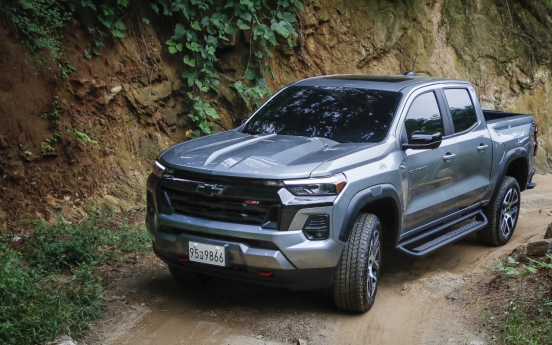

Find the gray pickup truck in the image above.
[{"left": 146, "top": 75, "right": 538, "bottom": 312}]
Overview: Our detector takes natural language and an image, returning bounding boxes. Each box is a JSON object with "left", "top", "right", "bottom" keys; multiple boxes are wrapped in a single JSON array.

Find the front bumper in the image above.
[
  {"left": 154, "top": 247, "right": 335, "bottom": 290},
  {"left": 146, "top": 210, "right": 343, "bottom": 290}
]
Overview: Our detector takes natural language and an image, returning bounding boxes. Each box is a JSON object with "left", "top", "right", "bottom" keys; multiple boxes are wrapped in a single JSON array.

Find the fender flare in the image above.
[
  {"left": 486, "top": 147, "right": 529, "bottom": 205},
  {"left": 338, "top": 184, "right": 402, "bottom": 244}
]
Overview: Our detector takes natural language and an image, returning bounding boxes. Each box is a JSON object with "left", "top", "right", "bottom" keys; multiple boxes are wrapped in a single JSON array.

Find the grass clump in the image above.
[
  {"left": 0, "top": 207, "right": 150, "bottom": 344},
  {"left": 485, "top": 254, "right": 552, "bottom": 344}
]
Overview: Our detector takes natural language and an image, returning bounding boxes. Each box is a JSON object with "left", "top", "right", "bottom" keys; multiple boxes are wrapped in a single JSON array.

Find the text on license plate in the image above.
[{"left": 188, "top": 241, "right": 226, "bottom": 267}]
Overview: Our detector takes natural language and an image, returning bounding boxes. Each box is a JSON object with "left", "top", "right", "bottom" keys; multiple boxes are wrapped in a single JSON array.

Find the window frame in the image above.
[
  {"left": 401, "top": 90, "right": 453, "bottom": 143},
  {"left": 441, "top": 87, "right": 480, "bottom": 136}
]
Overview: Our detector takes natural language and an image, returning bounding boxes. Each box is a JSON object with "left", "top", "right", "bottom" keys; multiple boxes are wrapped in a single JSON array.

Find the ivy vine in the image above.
[
  {"left": 1, "top": 0, "right": 304, "bottom": 139},
  {"left": 158, "top": 0, "right": 303, "bottom": 137}
]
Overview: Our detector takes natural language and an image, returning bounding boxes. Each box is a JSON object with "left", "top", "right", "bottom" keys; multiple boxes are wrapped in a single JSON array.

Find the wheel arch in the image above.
[
  {"left": 338, "top": 184, "right": 402, "bottom": 249},
  {"left": 488, "top": 148, "right": 529, "bottom": 205}
]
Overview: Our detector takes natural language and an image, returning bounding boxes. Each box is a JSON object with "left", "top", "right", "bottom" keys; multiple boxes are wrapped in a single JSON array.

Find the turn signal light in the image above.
[{"left": 259, "top": 271, "right": 273, "bottom": 277}]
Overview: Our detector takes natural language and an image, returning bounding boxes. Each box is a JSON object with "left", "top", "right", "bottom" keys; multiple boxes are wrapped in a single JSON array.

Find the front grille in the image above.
[{"left": 160, "top": 171, "right": 281, "bottom": 226}]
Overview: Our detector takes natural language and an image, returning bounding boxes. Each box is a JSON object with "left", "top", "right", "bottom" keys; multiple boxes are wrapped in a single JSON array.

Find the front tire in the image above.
[
  {"left": 333, "top": 213, "right": 382, "bottom": 312},
  {"left": 478, "top": 176, "right": 521, "bottom": 246}
]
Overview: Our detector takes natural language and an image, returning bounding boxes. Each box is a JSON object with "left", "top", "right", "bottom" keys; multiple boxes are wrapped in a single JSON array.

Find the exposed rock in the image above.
[
  {"left": 19, "top": 149, "right": 38, "bottom": 162},
  {"left": 159, "top": 107, "right": 177, "bottom": 126},
  {"left": 46, "top": 335, "right": 77, "bottom": 345},
  {"left": 139, "top": 134, "right": 162, "bottom": 161},
  {"left": 111, "top": 85, "right": 123, "bottom": 93},
  {"left": 527, "top": 240, "right": 550, "bottom": 256},
  {"left": 545, "top": 223, "right": 552, "bottom": 239},
  {"left": 126, "top": 81, "right": 172, "bottom": 111},
  {"left": 296, "top": 339, "right": 308, "bottom": 345}
]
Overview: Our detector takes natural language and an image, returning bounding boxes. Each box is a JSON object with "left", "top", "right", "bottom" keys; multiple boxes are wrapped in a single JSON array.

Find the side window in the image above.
[
  {"left": 444, "top": 88, "right": 478, "bottom": 133},
  {"left": 404, "top": 92, "right": 444, "bottom": 139}
]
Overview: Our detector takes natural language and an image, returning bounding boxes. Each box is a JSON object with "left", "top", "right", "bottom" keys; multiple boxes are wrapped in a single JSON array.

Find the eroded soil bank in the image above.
[
  {"left": 79, "top": 175, "right": 552, "bottom": 345},
  {"left": 1, "top": 0, "right": 552, "bottom": 230}
]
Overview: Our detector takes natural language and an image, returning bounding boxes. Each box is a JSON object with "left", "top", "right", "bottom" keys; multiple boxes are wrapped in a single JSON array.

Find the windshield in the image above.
[{"left": 241, "top": 86, "right": 401, "bottom": 143}]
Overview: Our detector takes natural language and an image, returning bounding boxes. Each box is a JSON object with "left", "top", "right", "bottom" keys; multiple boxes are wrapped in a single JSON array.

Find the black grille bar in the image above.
[{"left": 160, "top": 170, "right": 281, "bottom": 226}]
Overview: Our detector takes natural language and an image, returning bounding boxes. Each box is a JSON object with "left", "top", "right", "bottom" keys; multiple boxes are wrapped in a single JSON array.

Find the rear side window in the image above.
[
  {"left": 404, "top": 92, "right": 444, "bottom": 138},
  {"left": 444, "top": 88, "right": 478, "bottom": 133}
]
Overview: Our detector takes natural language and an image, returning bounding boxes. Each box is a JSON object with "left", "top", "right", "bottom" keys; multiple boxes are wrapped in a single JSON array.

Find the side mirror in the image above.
[{"left": 402, "top": 131, "right": 442, "bottom": 150}]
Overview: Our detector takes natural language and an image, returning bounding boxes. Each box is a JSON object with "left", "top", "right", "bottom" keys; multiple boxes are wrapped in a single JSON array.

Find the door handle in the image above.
[
  {"left": 477, "top": 144, "right": 489, "bottom": 152},
  {"left": 443, "top": 153, "right": 456, "bottom": 162}
]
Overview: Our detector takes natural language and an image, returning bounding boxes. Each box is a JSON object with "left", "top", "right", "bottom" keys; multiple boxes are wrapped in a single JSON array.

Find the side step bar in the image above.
[{"left": 397, "top": 210, "right": 488, "bottom": 258}]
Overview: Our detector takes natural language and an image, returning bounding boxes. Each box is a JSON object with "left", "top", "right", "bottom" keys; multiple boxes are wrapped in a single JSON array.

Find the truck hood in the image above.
[{"left": 159, "top": 131, "right": 374, "bottom": 179}]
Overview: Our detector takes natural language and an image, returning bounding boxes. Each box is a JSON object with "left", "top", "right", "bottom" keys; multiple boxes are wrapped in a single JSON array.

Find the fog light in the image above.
[{"left": 303, "top": 214, "right": 329, "bottom": 240}]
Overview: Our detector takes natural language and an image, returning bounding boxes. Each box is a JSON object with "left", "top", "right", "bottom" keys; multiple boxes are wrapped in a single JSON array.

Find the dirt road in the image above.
[{"left": 83, "top": 175, "right": 552, "bottom": 345}]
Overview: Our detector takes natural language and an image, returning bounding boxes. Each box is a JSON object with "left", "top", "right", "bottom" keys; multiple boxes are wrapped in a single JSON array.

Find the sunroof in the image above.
[{"left": 323, "top": 75, "right": 415, "bottom": 83}]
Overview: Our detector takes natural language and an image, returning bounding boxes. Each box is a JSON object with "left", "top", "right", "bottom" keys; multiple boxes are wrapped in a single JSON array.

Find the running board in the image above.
[{"left": 397, "top": 210, "right": 488, "bottom": 258}]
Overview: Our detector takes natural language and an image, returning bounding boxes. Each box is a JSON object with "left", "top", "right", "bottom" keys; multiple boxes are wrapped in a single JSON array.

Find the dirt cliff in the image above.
[{"left": 0, "top": 0, "right": 551, "bottom": 226}]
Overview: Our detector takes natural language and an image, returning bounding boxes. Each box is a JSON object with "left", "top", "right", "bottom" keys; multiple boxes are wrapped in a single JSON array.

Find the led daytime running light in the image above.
[{"left": 283, "top": 174, "right": 347, "bottom": 196}]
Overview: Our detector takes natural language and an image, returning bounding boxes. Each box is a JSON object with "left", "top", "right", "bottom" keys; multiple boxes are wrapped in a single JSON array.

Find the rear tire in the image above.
[
  {"left": 169, "top": 266, "right": 211, "bottom": 286},
  {"left": 333, "top": 213, "right": 382, "bottom": 312},
  {"left": 478, "top": 176, "right": 520, "bottom": 246}
]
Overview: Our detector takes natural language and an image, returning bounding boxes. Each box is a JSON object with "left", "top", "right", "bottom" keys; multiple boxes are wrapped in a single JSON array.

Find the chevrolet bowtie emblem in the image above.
[{"left": 196, "top": 183, "right": 226, "bottom": 196}]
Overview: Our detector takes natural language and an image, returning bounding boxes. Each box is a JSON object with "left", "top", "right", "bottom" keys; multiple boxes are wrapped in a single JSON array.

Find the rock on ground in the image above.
[{"left": 527, "top": 240, "right": 550, "bottom": 256}]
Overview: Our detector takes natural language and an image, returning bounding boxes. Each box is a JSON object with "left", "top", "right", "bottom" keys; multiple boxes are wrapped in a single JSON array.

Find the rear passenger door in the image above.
[
  {"left": 442, "top": 87, "right": 492, "bottom": 209},
  {"left": 399, "top": 90, "right": 458, "bottom": 236}
]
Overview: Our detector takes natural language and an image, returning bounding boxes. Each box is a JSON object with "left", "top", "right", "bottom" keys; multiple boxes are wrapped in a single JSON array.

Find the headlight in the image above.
[
  {"left": 283, "top": 174, "right": 347, "bottom": 196},
  {"left": 152, "top": 160, "right": 165, "bottom": 178}
]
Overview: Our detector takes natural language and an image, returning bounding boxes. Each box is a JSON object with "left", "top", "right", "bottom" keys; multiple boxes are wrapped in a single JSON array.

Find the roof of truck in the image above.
[{"left": 292, "top": 74, "right": 470, "bottom": 93}]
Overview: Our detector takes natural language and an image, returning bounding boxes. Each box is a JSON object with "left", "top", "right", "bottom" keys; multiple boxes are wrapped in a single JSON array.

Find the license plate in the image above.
[{"left": 188, "top": 241, "right": 227, "bottom": 267}]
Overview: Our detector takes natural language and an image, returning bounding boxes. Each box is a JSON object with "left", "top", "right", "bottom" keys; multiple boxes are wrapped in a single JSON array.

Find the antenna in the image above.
[{"left": 403, "top": 55, "right": 418, "bottom": 76}]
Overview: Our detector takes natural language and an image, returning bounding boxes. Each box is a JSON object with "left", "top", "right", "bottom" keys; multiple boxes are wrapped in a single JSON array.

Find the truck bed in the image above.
[{"left": 483, "top": 110, "right": 528, "bottom": 122}]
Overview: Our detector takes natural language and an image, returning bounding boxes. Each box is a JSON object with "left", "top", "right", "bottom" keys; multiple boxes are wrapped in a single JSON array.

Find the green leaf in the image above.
[
  {"left": 271, "top": 21, "right": 289, "bottom": 37},
  {"left": 244, "top": 69, "right": 257, "bottom": 81},
  {"left": 114, "top": 20, "right": 126, "bottom": 31},
  {"left": 174, "top": 24, "right": 186, "bottom": 39},
  {"left": 205, "top": 108, "right": 218, "bottom": 118},
  {"left": 151, "top": 3, "right": 160, "bottom": 13},
  {"left": 81, "top": 0, "right": 96, "bottom": 11},
  {"left": 111, "top": 29, "right": 125, "bottom": 39},
  {"left": 183, "top": 55, "right": 196, "bottom": 67},
  {"left": 166, "top": 39, "right": 176, "bottom": 46},
  {"left": 237, "top": 20, "right": 250, "bottom": 30},
  {"left": 186, "top": 42, "right": 202, "bottom": 52},
  {"left": 191, "top": 21, "right": 201, "bottom": 31},
  {"left": 142, "top": 18, "right": 150, "bottom": 25},
  {"left": 239, "top": 12, "right": 252, "bottom": 22},
  {"left": 225, "top": 25, "right": 237, "bottom": 35},
  {"left": 84, "top": 50, "right": 92, "bottom": 59},
  {"left": 168, "top": 46, "right": 177, "bottom": 54},
  {"left": 175, "top": 43, "right": 183, "bottom": 52},
  {"left": 507, "top": 256, "right": 519, "bottom": 265},
  {"left": 210, "top": 78, "right": 220, "bottom": 89},
  {"left": 525, "top": 265, "right": 538, "bottom": 274},
  {"left": 225, "top": 1, "right": 235, "bottom": 8}
]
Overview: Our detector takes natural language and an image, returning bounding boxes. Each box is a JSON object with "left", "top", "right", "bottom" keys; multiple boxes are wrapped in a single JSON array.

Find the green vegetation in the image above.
[
  {"left": 0, "top": 208, "right": 149, "bottom": 344},
  {"left": 41, "top": 96, "right": 63, "bottom": 156},
  {"left": 487, "top": 255, "right": 552, "bottom": 344},
  {"left": 0, "top": 0, "right": 73, "bottom": 66},
  {"left": 162, "top": 0, "right": 303, "bottom": 137},
  {"left": 1, "top": 0, "right": 304, "bottom": 138},
  {"left": 67, "top": 128, "right": 100, "bottom": 149}
]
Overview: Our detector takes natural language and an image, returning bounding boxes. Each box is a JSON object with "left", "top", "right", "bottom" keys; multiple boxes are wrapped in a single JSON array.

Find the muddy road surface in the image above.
[{"left": 83, "top": 175, "right": 552, "bottom": 345}]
